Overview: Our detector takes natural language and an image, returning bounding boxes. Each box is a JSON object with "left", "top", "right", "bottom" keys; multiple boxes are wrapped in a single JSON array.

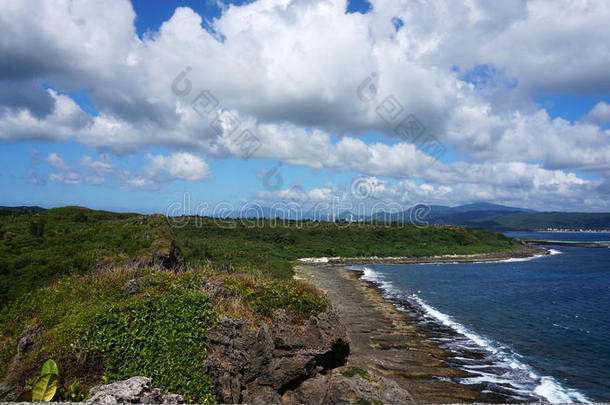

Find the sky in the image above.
[{"left": 1, "top": 0, "right": 609, "bottom": 215}]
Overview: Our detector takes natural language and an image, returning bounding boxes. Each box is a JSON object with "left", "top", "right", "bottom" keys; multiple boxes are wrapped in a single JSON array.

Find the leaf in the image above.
[
  {"left": 31, "top": 373, "right": 58, "bottom": 402},
  {"left": 41, "top": 359, "right": 59, "bottom": 376}
]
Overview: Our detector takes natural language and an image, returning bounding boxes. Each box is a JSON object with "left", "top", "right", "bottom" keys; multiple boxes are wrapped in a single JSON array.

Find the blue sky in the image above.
[{"left": 1, "top": 0, "right": 609, "bottom": 213}]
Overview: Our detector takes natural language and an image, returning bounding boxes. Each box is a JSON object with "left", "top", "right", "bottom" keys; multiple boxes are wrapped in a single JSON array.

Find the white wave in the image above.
[
  {"left": 352, "top": 265, "right": 592, "bottom": 403},
  {"left": 534, "top": 376, "right": 590, "bottom": 404},
  {"left": 409, "top": 294, "right": 500, "bottom": 352},
  {"left": 492, "top": 254, "right": 548, "bottom": 263},
  {"left": 437, "top": 253, "right": 553, "bottom": 265},
  {"left": 413, "top": 294, "right": 591, "bottom": 403},
  {"left": 360, "top": 266, "right": 400, "bottom": 296}
]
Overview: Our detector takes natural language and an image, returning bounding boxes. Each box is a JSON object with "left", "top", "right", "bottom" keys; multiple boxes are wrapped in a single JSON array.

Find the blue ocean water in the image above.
[{"left": 353, "top": 232, "right": 610, "bottom": 403}]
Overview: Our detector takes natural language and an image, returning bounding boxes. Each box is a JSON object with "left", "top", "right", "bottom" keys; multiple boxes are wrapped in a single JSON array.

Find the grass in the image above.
[
  {"left": 223, "top": 275, "right": 327, "bottom": 320},
  {"left": 174, "top": 217, "right": 521, "bottom": 279}
]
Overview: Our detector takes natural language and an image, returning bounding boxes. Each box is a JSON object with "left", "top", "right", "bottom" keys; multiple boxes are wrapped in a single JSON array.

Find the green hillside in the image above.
[{"left": 173, "top": 217, "right": 521, "bottom": 279}]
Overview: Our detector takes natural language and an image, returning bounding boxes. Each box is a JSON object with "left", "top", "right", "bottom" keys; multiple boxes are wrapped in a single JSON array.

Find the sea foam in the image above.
[{"left": 352, "top": 265, "right": 590, "bottom": 404}]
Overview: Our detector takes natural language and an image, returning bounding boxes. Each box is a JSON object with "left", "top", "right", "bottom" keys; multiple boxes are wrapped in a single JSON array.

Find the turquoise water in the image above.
[{"left": 353, "top": 232, "right": 610, "bottom": 402}]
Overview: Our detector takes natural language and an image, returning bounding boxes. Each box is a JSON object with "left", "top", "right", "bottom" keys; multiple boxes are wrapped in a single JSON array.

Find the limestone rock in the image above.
[
  {"left": 203, "top": 306, "right": 349, "bottom": 404},
  {"left": 87, "top": 376, "right": 183, "bottom": 404},
  {"left": 283, "top": 367, "right": 414, "bottom": 405}
]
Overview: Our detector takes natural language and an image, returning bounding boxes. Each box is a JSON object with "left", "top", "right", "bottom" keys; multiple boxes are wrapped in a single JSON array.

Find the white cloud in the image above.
[
  {"left": 42, "top": 151, "right": 210, "bottom": 189},
  {"left": 45, "top": 153, "right": 70, "bottom": 171},
  {"left": 145, "top": 152, "right": 210, "bottom": 182},
  {"left": 1, "top": 0, "right": 610, "bottom": 208},
  {"left": 584, "top": 102, "right": 610, "bottom": 127}
]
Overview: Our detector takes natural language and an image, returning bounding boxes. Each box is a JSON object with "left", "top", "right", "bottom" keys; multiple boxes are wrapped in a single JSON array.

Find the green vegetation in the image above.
[
  {"left": 0, "top": 207, "right": 171, "bottom": 306},
  {"left": 489, "top": 211, "right": 610, "bottom": 231},
  {"left": 342, "top": 367, "right": 372, "bottom": 381},
  {"left": 0, "top": 206, "right": 524, "bottom": 402},
  {"left": 415, "top": 207, "right": 610, "bottom": 231},
  {"left": 84, "top": 284, "right": 216, "bottom": 402},
  {"left": 175, "top": 218, "right": 520, "bottom": 279},
  {"left": 1, "top": 266, "right": 217, "bottom": 402}
]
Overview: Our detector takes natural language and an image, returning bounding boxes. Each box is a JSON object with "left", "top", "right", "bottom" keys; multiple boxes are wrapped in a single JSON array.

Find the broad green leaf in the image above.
[
  {"left": 31, "top": 373, "right": 57, "bottom": 402},
  {"left": 41, "top": 359, "right": 59, "bottom": 376}
]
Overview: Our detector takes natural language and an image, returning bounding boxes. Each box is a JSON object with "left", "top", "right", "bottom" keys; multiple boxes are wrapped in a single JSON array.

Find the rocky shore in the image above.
[
  {"left": 198, "top": 280, "right": 417, "bottom": 404},
  {"left": 295, "top": 264, "right": 485, "bottom": 404}
]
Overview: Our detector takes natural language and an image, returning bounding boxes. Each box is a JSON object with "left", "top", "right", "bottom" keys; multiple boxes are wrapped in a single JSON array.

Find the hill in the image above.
[{"left": 369, "top": 203, "right": 610, "bottom": 231}]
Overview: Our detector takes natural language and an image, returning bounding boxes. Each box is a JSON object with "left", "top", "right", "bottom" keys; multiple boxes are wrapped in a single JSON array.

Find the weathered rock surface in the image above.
[
  {"left": 134, "top": 240, "right": 186, "bottom": 272},
  {"left": 203, "top": 308, "right": 350, "bottom": 403},
  {"left": 283, "top": 367, "right": 413, "bottom": 405},
  {"left": 86, "top": 376, "right": 183, "bottom": 404}
]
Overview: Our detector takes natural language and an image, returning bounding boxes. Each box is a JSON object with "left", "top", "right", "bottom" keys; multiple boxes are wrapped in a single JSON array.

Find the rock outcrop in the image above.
[
  {"left": 86, "top": 376, "right": 183, "bottom": 404},
  {"left": 283, "top": 367, "right": 414, "bottom": 405},
  {"left": 133, "top": 240, "right": 186, "bottom": 272},
  {"left": 203, "top": 308, "right": 350, "bottom": 404}
]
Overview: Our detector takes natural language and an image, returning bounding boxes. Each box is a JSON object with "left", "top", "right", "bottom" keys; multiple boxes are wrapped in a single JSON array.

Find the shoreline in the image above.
[
  {"left": 297, "top": 246, "right": 549, "bottom": 266},
  {"left": 295, "top": 248, "right": 553, "bottom": 403},
  {"left": 295, "top": 263, "right": 486, "bottom": 403}
]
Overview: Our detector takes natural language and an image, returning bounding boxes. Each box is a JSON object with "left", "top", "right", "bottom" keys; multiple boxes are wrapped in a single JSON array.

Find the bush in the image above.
[
  {"left": 74, "top": 212, "right": 88, "bottom": 223},
  {"left": 0, "top": 268, "right": 218, "bottom": 403}
]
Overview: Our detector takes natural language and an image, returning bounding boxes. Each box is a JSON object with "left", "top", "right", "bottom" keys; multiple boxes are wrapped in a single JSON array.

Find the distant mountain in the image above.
[
  {"left": 373, "top": 203, "right": 610, "bottom": 231},
  {"left": 446, "top": 202, "right": 536, "bottom": 213},
  {"left": 195, "top": 201, "right": 610, "bottom": 232}
]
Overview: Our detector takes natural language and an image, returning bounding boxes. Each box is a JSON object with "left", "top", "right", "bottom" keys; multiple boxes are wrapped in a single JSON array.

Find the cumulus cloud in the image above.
[
  {"left": 1, "top": 0, "right": 610, "bottom": 208},
  {"left": 46, "top": 153, "right": 70, "bottom": 171},
  {"left": 584, "top": 102, "right": 610, "bottom": 127},
  {"left": 43, "top": 151, "right": 210, "bottom": 189},
  {"left": 145, "top": 152, "right": 211, "bottom": 182}
]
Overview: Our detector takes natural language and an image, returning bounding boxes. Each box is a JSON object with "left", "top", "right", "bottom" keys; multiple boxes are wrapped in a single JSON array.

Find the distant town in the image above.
[{"left": 543, "top": 228, "right": 610, "bottom": 233}]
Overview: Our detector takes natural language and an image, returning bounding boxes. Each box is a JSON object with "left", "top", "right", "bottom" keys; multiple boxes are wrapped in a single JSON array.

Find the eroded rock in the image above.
[
  {"left": 203, "top": 307, "right": 349, "bottom": 403},
  {"left": 0, "top": 324, "right": 44, "bottom": 399},
  {"left": 86, "top": 376, "right": 183, "bottom": 404},
  {"left": 283, "top": 367, "right": 414, "bottom": 405}
]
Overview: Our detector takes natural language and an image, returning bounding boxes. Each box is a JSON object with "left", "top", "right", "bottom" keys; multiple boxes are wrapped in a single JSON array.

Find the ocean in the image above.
[{"left": 351, "top": 232, "right": 610, "bottom": 403}]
